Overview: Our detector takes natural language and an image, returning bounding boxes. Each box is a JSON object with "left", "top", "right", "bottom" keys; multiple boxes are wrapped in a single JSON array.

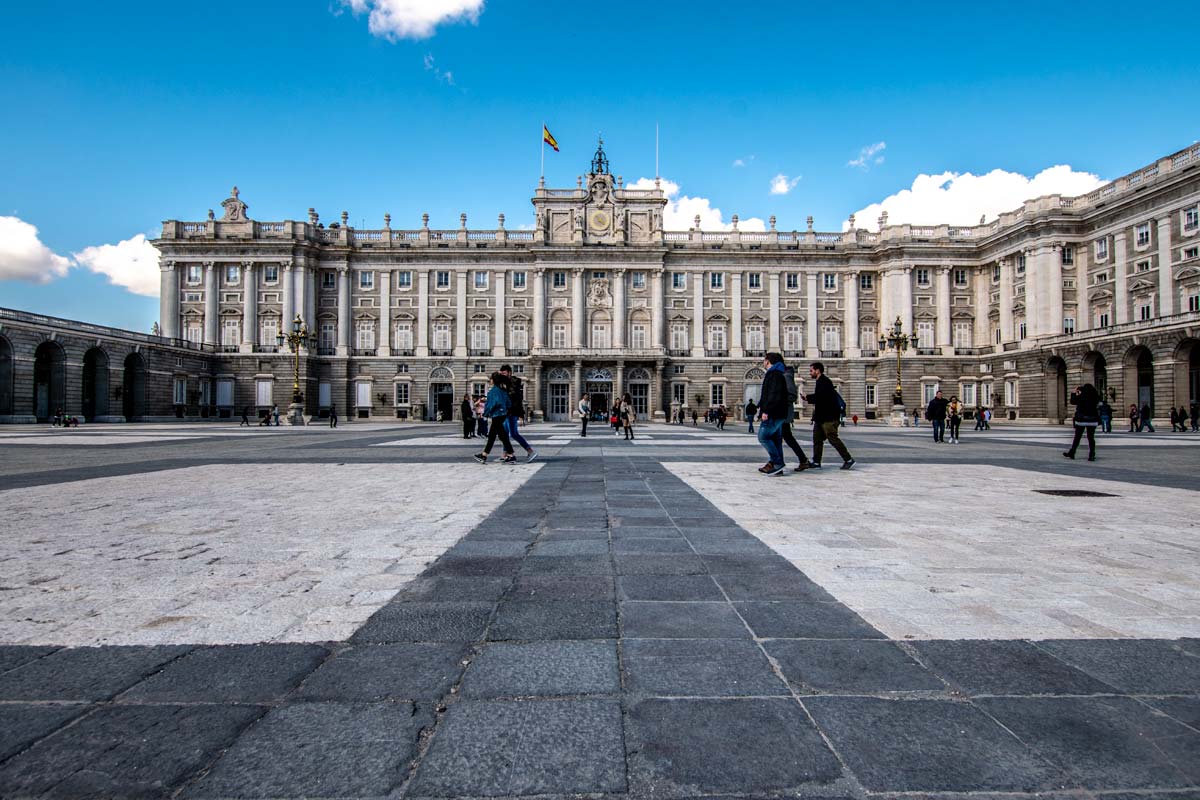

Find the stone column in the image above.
[
  {"left": 615, "top": 362, "right": 624, "bottom": 403},
  {"left": 730, "top": 272, "right": 743, "bottom": 357},
  {"left": 768, "top": 272, "right": 780, "bottom": 350},
  {"left": 203, "top": 262, "right": 218, "bottom": 345},
  {"left": 281, "top": 263, "right": 295, "bottom": 331},
  {"left": 899, "top": 266, "right": 914, "bottom": 338},
  {"left": 1046, "top": 246, "right": 1063, "bottom": 336},
  {"left": 805, "top": 270, "right": 819, "bottom": 357},
  {"left": 1157, "top": 218, "right": 1174, "bottom": 317},
  {"left": 533, "top": 268, "right": 546, "bottom": 349},
  {"left": 416, "top": 270, "right": 430, "bottom": 357},
  {"left": 532, "top": 364, "right": 543, "bottom": 417},
  {"left": 1076, "top": 249, "right": 1090, "bottom": 332},
  {"left": 455, "top": 270, "right": 468, "bottom": 358},
  {"left": 878, "top": 269, "right": 891, "bottom": 331},
  {"left": 159, "top": 262, "right": 179, "bottom": 339},
  {"left": 973, "top": 267, "right": 990, "bottom": 346},
  {"left": 336, "top": 267, "right": 350, "bottom": 356},
  {"left": 573, "top": 361, "right": 583, "bottom": 410},
  {"left": 295, "top": 262, "right": 307, "bottom": 332},
  {"left": 845, "top": 270, "right": 860, "bottom": 357},
  {"left": 936, "top": 266, "right": 951, "bottom": 350},
  {"left": 613, "top": 268, "right": 626, "bottom": 349},
  {"left": 241, "top": 262, "right": 256, "bottom": 353},
  {"left": 305, "top": 266, "right": 317, "bottom": 331},
  {"left": 1113, "top": 232, "right": 1129, "bottom": 324},
  {"left": 692, "top": 271, "right": 705, "bottom": 357},
  {"left": 572, "top": 268, "right": 586, "bottom": 348},
  {"left": 999, "top": 259, "right": 1014, "bottom": 344},
  {"left": 494, "top": 268, "right": 506, "bottom": 357},
  {"left": 378, "top": 269, "right": 391, "bottom": 357},
  {"left": 651, "top": 269, "right": 665, "bottom": 348}
]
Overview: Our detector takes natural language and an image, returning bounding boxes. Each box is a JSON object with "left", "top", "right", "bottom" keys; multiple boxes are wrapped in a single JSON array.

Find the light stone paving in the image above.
[
  {"left": 665, "top": 462, "right": 1200, "bottom": 640},
  {"left": 0, "top": 463, "right": 539, "bottom": 646}
]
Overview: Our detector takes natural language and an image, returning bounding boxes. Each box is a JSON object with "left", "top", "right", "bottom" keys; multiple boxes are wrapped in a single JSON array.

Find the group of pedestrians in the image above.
[
  {"left": 755, "top": 355, "right": 854, "bottom": 476},
  {"left": 575, "top": 393, "right": 637, "bottom": 439},
  {"left": 1168, "top": 403, "right": 1198, "bottom": 432},
  {"left": 923, "top": 391, "right": 964, "bottom": 443},
  {"left": 471, "top": 365, "right": 538, "bottom": 464}
]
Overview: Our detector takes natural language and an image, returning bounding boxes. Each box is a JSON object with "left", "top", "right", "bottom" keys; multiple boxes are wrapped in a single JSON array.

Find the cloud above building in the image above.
[
  {"left": 768, "top": 173, "right": 802, "bottom": 195},
  {"left": 845, "top": 164, "right": 1106, "bottom": 230},
  {"left": 73, "top": 234, "right": 161, "bottom": 297},
  {"left": 0, "top": 216, "right": 71, "bottom": 284},
  {"left": 848, "top": 141, "right": 886, "bottom": 170},
  {"left": 339, "top": 0, "right": 485, "bottom": 40},
  {"left": 627, "top": 178, "right": 766, "bottom": 231}
]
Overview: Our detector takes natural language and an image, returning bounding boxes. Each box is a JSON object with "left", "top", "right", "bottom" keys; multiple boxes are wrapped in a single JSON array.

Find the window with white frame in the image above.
[
  {"left": 922, "top": 383, "right": 939, "bottom": 405},
  {"left": 981, "top": 382, "right": 993, "bottom": 407},
  {"left": 1063, "top": 317, "right": 1075, "bottom": 334},
  {"left": 1188, "top": 292, "right": 1199, "bottom": 312},
  {"left": 631, "top": 323, "right": 647, "bottom": 349},
  {"left": 784, "top": 324, "right": 802, "bottom": 353},
  {"left": 1061, "top": 247, "right": 1074, "bottom": 265},
  {"left": 319, "top": 321, "right": 335, "bottom": 352},
  {"left": 953, "top": 322, "right": 971, "bottom": 349},
  {"left": 822, "top": 325, "right": 841, "bottom": 351},
  {"left": 394, "top": 382, "right": 410, "bottom": 406},
  {"left": 865, "top": 383, "right": 877, "bottom": 407},
  {"left": 823, "top": 273, "right": 837, "bottom": 290},
  {"left": 436, "top": 271, "right": 450, "bottom": 289},
  {"left": 472, "top": 322, "right": 490, "bottom": 351},
  {"left": 916, "top": 268, "right": 930, "bottom": 287},
  {"left": 994, "top": 326, "right": 1001, "bottom": 344},
  {"left": 216, "top": 378, "right": 234, "bottom": 407},
  {"left": 1005, "top": 379, "right": 1018, "bottom": 407},
  {"left": 710, "top": 383, "right": 725, "bottom": 407},
  {"left": 510, "top": 321, "right": 528, "bottom": 351},
  {"left": 359, "top": 271, "right": 374, "bottom": 290},
  {"left": 672, "top": 383, "right": 687, "bottom": 404},
  {"left": 631, "top": 272, "right": 646, "bottom": 290},
  {"left": 1138, "top": 302, "right": 1152, "bottom": 321},
  {"left": 355, "top": 381, "right": 371, "bottom": 408},
  {"left": 471, "top": 381, "right": 486, "bottom": 397},
  {"left": 512, "top": 271, "right": 526, "bottom": 289},
  {"left": 1136, "top": 260, "right": 1151, "bottom": 272},
  {"left": 225, "top": 264, "right": 240, "bottom": 283},
  {"left": 393, "top": 322, "right": 413, "bottom": 351},
  {"left": 1017, "top": 254, "right": 1027, "bottom": 273},
  {"left": 860, "top": 273, "right": 874, "bottom": 290},
  {"left": 670, "top": 323, "right": 688, "bottom": 351},
  {"left": 748, "top": 273, "right": 762, "bottom": 290},
  {"left": 551, "top": 323, "right": 568, "bottom": 348},
  {"left": 592, "top": 271, "right": 606, "bottom": 280},
  {"left": 954, "top": 268, "right": 968, "bottom": 286},
  {"left": 264, "top": 264, "right": 279, "bottom": 283},
  {"left": 474, "top": 271, "right": 489, "bottom": 290},
  {"left": 992, "top": 264, "right": 1001, "bottom": 282},
  {"left": 1185, "top": 206, "right": 1199, "bottom": 231},
  {"left": 355, "top": 319, "right": 376, "bottom": 350},
  {"left": 1185, "top": 247, "right": 1200, "bottom": 259},
  {"left": 860, "top": 326, "right": 875, "bottom": 352},
  {"left": 173, "top": 377, "right": 187, "bottom": 405},
  {"left": 917, "top": 321, "right": 935, "bottom": 349},
  {"left": 672, "top": 365, "right": 684, "bottom": 375},
  {"left": 432, "top": 322, "right": 451, "bottom": 351},
  {"left": 786, "top": 273, "right": 799, "bottom": 290},
  {"left": 260, "top": 317, "right": 279, "bottom": 347},
  {"left": 1095, "top": 238, "right": 1108, "bottom": 260},
  {"left": 198, "top": 376, "right": 209, "bottom": 405},
  {"left": 672, "top": 272, "right": 686, "bottom": 290},
  {"left": 396, "top": 271, "right": 412, "bottom": 289},
  {"left": 591, "top": 322, "right": 610, "bottom": 349},
  {"left": 186, "top": 265, "right": 202, "bottom": 284},
  {"left": 1018, "top": 320, "right": 1027, "bottom": 339},
  {"left": 1135, "top": 223, "right": 1151, "bottom": 247},
  {"left": 322, "top": 271, "right": 336, "bottom": 289},
  {"left": 707, "top": 324, "right": 726, "bottom": 352},
  {"left": 745, "top": 324, "right": 765, "bottom": 353},
  {"left": 1094, "top": 271, "right": 1110, "bottom": 284},
  {"left": 1096, "top": 310, "right": 1110, "bottom": 328},
  {"left": 710, "top": 272, "right": 724, "bottom": 290},
  {"left": 553, "top": 271, "right": 567, "bottom": 288},
  {"left": 961, "top": 383, "right": 977, "bottom": 406},
  {"left": 221, "top": 319, "right": 240, "bottom": 347}
]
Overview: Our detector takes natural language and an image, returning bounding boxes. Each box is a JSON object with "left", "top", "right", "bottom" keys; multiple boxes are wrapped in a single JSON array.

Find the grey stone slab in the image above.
[
  {"left": 700, "top": 554, "right": 798, "bottom": 574},
  {"left": 490, "top": 600, "right": 617, "bottom": 640},
  {"left": 0, "top": 645, "right": 57, "bottom": 675},
  {"left": 409, "top": 699, "right": 626, "bottom": 796},
  {"left": 614, "top": 553, "right": 708, "bottom": 575},
  {"left": 712, "top": 572, "right": 837, "bottom": 601},
  {"left": 624, "top": 638, "right": 789, "bottom": 697},
  {"left": 611, "top": 514, "right": 673, "bottom": 528},
  {"left": 687, "top": 538, "right": 778, "bottom": 555},
  {"left": 446, "top": 540, "right": 531, "bottom": 557},
  {"left": 421, "top": 555, "right": 524, "bottom": 578},
  {"left": 508, "top": 575, "right": 615, "bottom": 601},
  {"left": 462, "top": 640, "right": 619, "bottom": 698},
  {"left": 612, "top": 538, "right": 695, "bottom": 554},
  {"left": 296, "top": 643, "right": 467, "bottom": 701},
  {"left": 0, "top": 645, "right": 191, "bottom": 701},
  {"left": 350, "top": 602, "right": 494, "bottom": 643},
  {"left": 767, "top": 639, "right": 944, "bottom": 693},
  {"left": 1036, "top": 639, "right": 1200, "bottom": 694},
  {"left": 618, "top": 575, "right": 725, "bottom": 601},
  {"left": 803, "top": 697, "right": 1062, "bottom": 793},
  {"left": 733, "top": 601, "right": 885, "bottom": 639},
  {"left": 913, "top": 640, "right": 1118, "bottom": 696},
  {"left": 0, "top": 704, "right": 89, "bottom": 762},
  {"left": 520, "top": 554, "right": 613, "bottom": 576},
  {"left": 120, "top": 644, "right": 327, "bottom": 703},
  {"left": 610, "top": 525, "right": 684, "bottom": 539},
  {"left": 626, "top": 698, "right": 843, "bottom": 796},
  {"left": 620, "top": 602, "right": 751, "bottom": 639},
  {"left": 1145, "top": 696, "right": 1200, "bottom": 730},
  {"left": 0, "top": 704, "right": 264, "bottom": 799},
  {"left": 530, "top": 539, "right": 610, "bottom": 556},
  {"left": 393, "top": 575, "right": 512, "bottom": 602},
  {"left": 976, "top": 695, "right": 1200, "bottom": 789},
  {"left": 539, "top": 528, "right": 611, "bottom": 541},
  {"left": 186, "top": 702, "right": 429, "bottom": 799}
]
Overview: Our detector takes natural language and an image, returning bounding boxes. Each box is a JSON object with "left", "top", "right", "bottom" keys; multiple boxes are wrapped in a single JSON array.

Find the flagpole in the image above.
[
  {"left": 540, "top": 121, "right": 545, "bottom": 180},
  {"left": 655, "top": 122, "right": 659, "bottom": 180}
]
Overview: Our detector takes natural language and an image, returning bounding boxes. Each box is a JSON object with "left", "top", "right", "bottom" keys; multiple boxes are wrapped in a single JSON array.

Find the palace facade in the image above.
[{"left": 2, "top": 141, "right": 1199, "bottom": 424}]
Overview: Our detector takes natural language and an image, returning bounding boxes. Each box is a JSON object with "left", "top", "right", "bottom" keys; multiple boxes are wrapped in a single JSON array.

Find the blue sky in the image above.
[{"left": 1, "top": 0, "right": 1196, "bottom": 332}]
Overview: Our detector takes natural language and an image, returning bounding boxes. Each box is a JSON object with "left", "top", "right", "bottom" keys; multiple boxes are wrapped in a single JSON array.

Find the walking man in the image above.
[
  {"left": 745, "top": 399, "right": 758, "bottom": 433},
  {"left": 329, "top": 403, "right": 338, "bottom": 428},
  {"left": 926, "top": 390, "right": 949, "bottom": 443},
  {"left": 1138, "top": 402, "right": 1155, "bottom": 433},
  {"left": 781, "top": 361, "right": 812, "bottom": 471},
  {"left": 754, "top": 353, "right": 789, "bottom": 476},
  {"left": 805, "top": 362, "right": 855, "bottom": 470},
  {"left": 578, "top": 393, "right": 591, "bottom": 437},
  {"left": 460, "top": 396, "right": 474, "bottom": 439},
  {"left": 239, "top": 406, "right": 250, "bottom": 427},
  {"left": 272, "top": 404, "right": 280, "bottom": 426},
  {"left": 499, "top": 365, "right": 537, "bottom": 462}
]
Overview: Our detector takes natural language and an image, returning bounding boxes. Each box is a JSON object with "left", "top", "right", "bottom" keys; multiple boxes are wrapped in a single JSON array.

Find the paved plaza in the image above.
[{"left": 1, "top": 420, "right": 1198, "bottom": 799}]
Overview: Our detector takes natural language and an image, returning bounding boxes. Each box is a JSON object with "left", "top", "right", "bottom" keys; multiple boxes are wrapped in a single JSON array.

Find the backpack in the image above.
[
  {"left": 836, "top": 391, "right": 846, "bottom": 415},
  {"left": 783, "top": 367, "right": 799, "bottom": 404}
]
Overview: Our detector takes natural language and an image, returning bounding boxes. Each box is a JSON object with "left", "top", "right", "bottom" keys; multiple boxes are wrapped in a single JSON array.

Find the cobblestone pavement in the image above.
[{"left": 1, "top": 421, "right": 1198, "bottom": 799}]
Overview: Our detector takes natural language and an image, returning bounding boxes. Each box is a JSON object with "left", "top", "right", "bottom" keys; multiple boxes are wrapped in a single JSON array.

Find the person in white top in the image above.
[{"left": 578, "top": 393, "right": 591, "bottom": 437}]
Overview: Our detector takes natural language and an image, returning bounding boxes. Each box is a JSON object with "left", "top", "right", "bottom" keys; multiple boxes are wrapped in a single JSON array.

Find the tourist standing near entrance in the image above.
[
  {"left": 805, "top": 362, "right": 855, "bottom": 470},
  {"left": 1063, "top": 383, "right": 1100, "bottom": 461},
  {"left": 499, "top": 365, "right": 537, "bottom": 462},
  {"left": 755, "top": 353, "right": 789, "bottom": 476},
  {"left": 475, "top": 396, "right": 488, "bottom": 437},
  {"left": 947, "top": 396, "right": 962, "bottom": 444},
  {"left": 620, "top": 392, "right": 635, "bottom": 440},
  {"left": 473, "top": 373, "right": 516, "bottom": 464},
  {"left": 578, "top": 393, "right": 591, "bottom": 437},
  {"left": 745, "top": 399, "right": 757, "bottom": 433},
  {"left": 780, "top": 362, "right": 812, "bottom": 471},
  {"left": 460, "top": 396, "right": 474, "bottom": 439},
  {"left": 1097, "top": 398, "right": 1113, "bottom": 433},
  {"left": 272, "top": 404, "right": 280, "bottom": 426},
  {"left": 926, "top": 391, "right": 949, "bottom": 443},
  {"left": 716, "top": 406, "right": 727, "bottom": 430},
  {"left": 329, "top": 403, "right": 338, "bottom": 428}
]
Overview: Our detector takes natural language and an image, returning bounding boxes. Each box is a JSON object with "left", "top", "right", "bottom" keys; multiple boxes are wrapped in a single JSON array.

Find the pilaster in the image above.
[
  {"left": 805, "top": 270, "right": 819, "bottom": 357},
  {"left": 613, "top": 268, "right": 626, "bottom": 349},
  {"left": 240, "top": 262, "right": 256, "bottom": 353},
  {"left": 336, "top": 266, "right": 351, "bottom": 356},
  {"left": 455, "top": 270, "right": 467, "bottom": 358},
  {"left": 533, "top": 268, "right": 546, "bottom": 348},
  {"left": 203, "top": 261, "right": 218, "bottom": 345},
  {"left": 1157, "top": 218, "right": 1174, "bottom": 316},
  {"left": 1114, "top": 232, "right": 1129, "bottom": 324},
  {"left": 493, "top": 267, "right": 507, "bottom": 357},
  {"left": 378, "top": 268, "right": 391, "bottom": 357},
  {"left": 935, "top": 266, "right": 951, "bottom": 349},
  {"left": 730, "top": 271, "right": 743, "bottom": 357},
  {"left": 767, "top": 272, "right": 780, "bottom": 350},
  {"left": 572, "top": 268, "right": 586, "bottom": 348},
  {"left": 691, "top": 271, "right": 705, "bottom": 358},
  {"left": 845, "top": 270, "right": 860, "bottom": 357},
  {"left": 416, "top": 269, "right": 430, "bottom": 357}
]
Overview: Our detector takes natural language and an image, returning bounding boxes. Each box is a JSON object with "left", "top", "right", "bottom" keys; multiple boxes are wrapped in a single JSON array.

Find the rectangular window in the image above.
[
  {"left": 1063, "top": 317, "right": 1075, "bottom": 334},
  {"left": 783, "top": 324, "right": 802, "bottom": 353},
  {"left": 710, "top": 272, "right": 724, "bottom": 290},
  {"left": 631, "top": 323, "right": 647, "bottom": 349},
  {"left": 260, "top": 317, "right": 279, "bottom": 347},
  {"left": 745, "top": 325, "right": 765, "bottom": 353},
  {"left": 512, "top": 271, "right": 526, "bottom": 289},
  {"left": 1136, "top": 260, "right": 1151, "bottom": 272},
  {"left": 1139, "top": 303, "right": 1152, "bottom": 321},
  {"left": 865, "top": 383, "right": 877, "bottom": 407},
  {"left": 992, "top": 265, "right": 1001, "bottom": 282},
  {"left": 821, "top": 325, "right": 840, "bottom": 351},
  {"left": 823, "top": 273, "right": 837, "bottom": 291},
  {"left": 670, "top": 324, "right": 688, "bottom": 351},
  {"left": 510, "top": 322, "right": 528, "bottom": 352},
  {"left": 922, "top": 383, "right": 939, "bottom": 405},
  {"left": 472, "top": 381, "right": 486, "bottom": 396},
  {"left": 355, "top": 320, "right": 376, "bottom": 350},
  {"left": 1185, "top": 247, "right": 1199, "bottom": 259},
  {"left": 712, "top": 364, "right": 723, "bottom": 375},
  {"left": 436, "top": 271, "right": 450, "bottom": 289},
  {"left": 961, "top": 383, "right": 976, "bottom": 406},
  {"left": 553, "top": 271, "right": 567, "bottom": 288},
  {"left": 322, "top": 271, "right": 336, "bottom": 289},
  {"left": 747, "top": 273, "right": 762, "bottom": 290},
  {"left": 173, "top": 377, "right": 187, "bottom": 405},
  {"left": 672, "top": 365, "right": 685, "bottom": 375},
  {"left": 860, "top": 326, "right": 875, "bottom": 352},
  {"left": 1135, "top": 223, "right": 1151, "bottom": 246},
  {"left": 474, "top": 271, "right": 489, "bottom": 290},
  {"left": 396, "top": 271, "right": 412, "bottom": 289},
  {"left": 916, "top": 321, "right": 934, "bottom": 349},
  {"left": 786, "top": 273, "right": 799, "bottom": 291},
  {"left": 859, "top": 273, "right": 874, "bottom": 291},
  {"left": 592, "top": 271, "right": 606, "bottom": 280},
  {"left": 672, "top": 272, "right": 686, "bottom": 290},
  {"left": 1185, "top": 206, "right": 1199, "bottom": 231},
  {"left": 1094, "top": 271, "right": 1110, "bottom": 284},
  {"left": 393, "top": 323, "right": 413, "bottom": 351},
  {"left": 1017, "top": 255, "right": 1027, "bottom": 274},
  {"left": 1097, "top": 311, "right": 1110, "bottom": 328},
  {"left": 471, "top": 323, "right": 490, "bottom": 351},
  {"left": 395, "top": 363, "right": 408, "bottom": 374},
  {"left": 394, "top": 382, "right": 410, "bottom": 406},
  {"left": 1005, "top": 379, "right": 1017, "bottom": 407},
  {"left": 707, "top": 324, "right": 725, "bottom": 351},
  {"left": 255, "top": 379, "right": 272, "bottom": 406},
  {"left": 1095, "top": 239, "right": 1108, "bottom": 260},
  {"left": 631, "top": 272, "right": 646, "bottom": 290},
  {"left": 216, "top": 378, "right": 234, "bottom": 407},
  {"left": 317, "top": 382, "right": 331, "bottom": 409},
  {"left": 954, "top": 268, "right": 968, "bottom": 286},
  {"left": 1061, "top": 247, "right": 1074, "bottom": 266},
  {"left": 551, "top": 323, "right": 568, "bottom": 348},
  {"left": 981, "top": 382, "right": 993, "bottom": 407},
  {"left": 1018, "top": 320, "right": 1027, "bottom": 339},
  {"left": 264, "top": 264, "right": 279, "bottom": 283},
  {"left": 916, "top": 268, "right": 930, "bottom": 286},
  {"left": 358, "top": 271, "right": 374, "bottom": 290},
  {"left": 225, "top": 264, "right": 240, "bottom": 283},
  {"left": 994, "top": 327, "right": 1001, "bottom": 344},
  {"left": 953, "top": 322, "right": 971, "bottom": 349},
  {"left": 672, "top": 383, "right": 686, "bottom": 404},
  {"left": 356, "top": 382, "right": 371, "bottom": 408},
  {"left": 591, "top": 323, "right": 609, "bottom": 349},
  {"left": 1188, "top": 293, "right": 1200, "bottom": 312},
  {"left": 432, "top": 322, "right": 451, "bottom": 351},
  {"left": 319, "top": 322, "right": 335, "bottom": 352},
  {"left": 710, "top": 383, "right": 725, "bottom": 407},
  {"left": 187, "top": 265, "right": 202, "bottom": 284},
  {"left": 221, "top": 319, "right": 239, "bottom": 347}
]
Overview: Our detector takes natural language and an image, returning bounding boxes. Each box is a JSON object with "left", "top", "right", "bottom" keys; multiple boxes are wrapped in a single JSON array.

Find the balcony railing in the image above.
[
  {"left": 392, "top": 349, "right": 415, "bottom": 357},
  {"left": 219, "top": 345, "right": 239, "bottom": 353},
  {"left": 706, "top": 350, "right": 729, "bottom": 358},
  {"left": 468, "top": 348, "right": 491, "bottom": 357},
  {"left": 430, "top": 349, "right": 453, "bottom": 357},
  {"left": 820, "top": 350, "right": 843, "bottom": 359},
  {"left": 352, "top": 348, "right": 377, "bottom": 357},
  {"left": 508, "top": 349, "right": 529, "bottom": 357},
  {"left": 667, "top": 349, "right": 690, "bottom": 357},
  {"left": 318, "top": 346, "right": 336, "bottom": 356},
  {"left": 744, "top": 349, "right": 765, "bottom": 358},
  {"left": 252, "top": 345, "right": 279, "bottom": 353},
  {"left": 915, "top": 347, "right": 941, "bottom": 356},
  {"left": 783, "top": 350, "right": 804, "bottom": 359},
  {"left": 859, "top": 348, "right": 879, "bottom": 357}
]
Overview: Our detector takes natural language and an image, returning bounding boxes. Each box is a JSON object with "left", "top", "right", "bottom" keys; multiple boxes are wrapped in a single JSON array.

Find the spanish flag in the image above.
[{"left": 543, "top": 125, "right": 559, "bottom": 152}]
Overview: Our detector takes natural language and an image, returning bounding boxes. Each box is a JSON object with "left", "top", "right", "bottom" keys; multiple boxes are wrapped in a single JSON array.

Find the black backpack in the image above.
[{"left": 783, "top": 366, "right": 800, "bottom": 404}]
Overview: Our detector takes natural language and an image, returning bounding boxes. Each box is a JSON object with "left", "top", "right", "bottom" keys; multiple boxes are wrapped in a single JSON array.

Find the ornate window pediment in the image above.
[
  {"left": 744, "top": 367, "right": 765, "bottom": 380},
  {"left": 547, "top": 367, "right": 571, "bottom": 381},
  {"left": 585, "top": 367, "right": 613, "bottom": 381},
  {"left": 430, "top": 366, "right": 454, "bottom": 380},
  {"left": 627, "top": 367, "right": 650, "bottom": 381}
]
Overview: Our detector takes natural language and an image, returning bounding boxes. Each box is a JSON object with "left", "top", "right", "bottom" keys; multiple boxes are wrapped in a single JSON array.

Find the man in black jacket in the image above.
[
  {"left": 804, "top": 362, "right": 855, "bottom": 470},
  {"left": 926, "top": 390, "right": 949, "bottom": 443},
  {"left": 755, "top": 353, "right": 790, "bottom": 476}
]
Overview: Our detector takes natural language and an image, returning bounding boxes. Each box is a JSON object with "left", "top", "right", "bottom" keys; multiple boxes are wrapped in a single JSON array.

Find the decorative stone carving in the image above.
[
  {"left": 221, "top": 187, "right": 248, "bottom": 222},
  {"left": 587, "top": 278, "right": 612, "bottom": 308}
]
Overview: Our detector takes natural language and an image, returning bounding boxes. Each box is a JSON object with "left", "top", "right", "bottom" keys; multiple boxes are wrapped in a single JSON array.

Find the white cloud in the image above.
[
  {"left": 340, "top": 0, "right": 484, "bottom": 40},
  {"left": 627, "top": 178, "right": 766, "bottom": 231},
  {"left": 731, "top": 155, "right": 754, "bottom": 168},
  {"left": 768, "top": 173, "right": 801, "bottom": 195},
  {"left": 844, "top": 164, "right": 1106, "bottom": 230},
  {"left": 73, "top": 234, "right": 161, "bottom": 297},
  {"left": 848, "top": 141, "right": 886, "bottom": 169},
  {"left": 423, "top": 53, "right": 455, "bottom": 85},
  {"left": 0, "top": 216, "right": 71, "bottom": 284}
]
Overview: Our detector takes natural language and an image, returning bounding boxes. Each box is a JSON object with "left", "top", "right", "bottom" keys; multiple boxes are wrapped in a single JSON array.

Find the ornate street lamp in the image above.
[
  {"left": 878, "top": 316, "right": 915, "bottom": 423},
  {"left": 277, "top": 313, "right": 317, "bottom": 421}
]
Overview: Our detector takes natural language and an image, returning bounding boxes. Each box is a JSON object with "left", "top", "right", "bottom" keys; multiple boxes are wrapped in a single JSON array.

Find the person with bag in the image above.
[
  {"left": 780, "top": 362, "right": 812, "bottom": 471},
  {"left": 926, "top": 390, "right": 949, "bottom": 443},
  {"left": 805, "top": 362, "right": 855, "bottom": 470},
  {"left": 1063, "top": 383, "right": 1101, "bottom": 461},
  {"left": 619, "top": 393, "right": 636, "bottom": 440},
  {"left": 610, "top": 408, "right": 621, "bottom": 435},
  {"left": 473, "top": 373, "right": 516, "bottom": 464},
  {"left": 578, "top": 393, "right": 591, "bottom": 437},
  {"left": 499, "top": 365, "right": 537, "bottom": 462},
  {"left": 947, "top": 396, "right": 962, "bottom": 444}
]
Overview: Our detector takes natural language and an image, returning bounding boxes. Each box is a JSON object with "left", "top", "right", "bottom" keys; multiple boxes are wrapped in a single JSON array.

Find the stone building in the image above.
[{"left": 2, "top": 140, "right": 1198, "bottom": 424}]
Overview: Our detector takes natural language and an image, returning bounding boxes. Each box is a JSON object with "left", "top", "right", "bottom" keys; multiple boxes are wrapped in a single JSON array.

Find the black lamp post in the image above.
[
  {"left": 878, "top": 316, "right": 915, "bottom": 407},
  {"left": 277, "top": 314, "right": 317, "bottom": 405}
]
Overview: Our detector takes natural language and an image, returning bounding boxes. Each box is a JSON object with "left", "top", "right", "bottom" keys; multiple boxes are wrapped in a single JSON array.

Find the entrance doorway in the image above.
[
  {"left": 1046, "top": 356, "right": 1068, "bottom": 423},
  {"left": 122, "top": 352, "right": 147, "bottom": 421},
  {"left": 627, "top": 367, "right": 651, "bottom": 420},
  {"left": 548, "top": 383, "right": 570, "bottom": 421},
  {"left": 584, "top": 367, "right": 613, "bottom": 420},
  {"left": 0, "top": 335, "right": 13, "bottom": 418},
  {"left": 430, "top": 384, "right": 454, "bottom": 421},
  {"left": 34, "top": 341, "right": 66, "bottom": 422},
  {"left": 1135, "top": 347, "right": 1154, "bottom": 411},
  {"left": 82, "top": 348, "right": 110, "bottom": 422}
]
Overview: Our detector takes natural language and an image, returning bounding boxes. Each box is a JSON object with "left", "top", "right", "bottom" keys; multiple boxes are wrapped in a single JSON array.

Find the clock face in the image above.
[{"left": 588, "top": 210, "right": 610, "bottom": 230}]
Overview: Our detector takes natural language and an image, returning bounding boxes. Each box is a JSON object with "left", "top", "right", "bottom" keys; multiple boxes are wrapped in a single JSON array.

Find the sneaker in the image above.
[
  {"left": 500, "top": 455, "right": 517, "bottom": 464},
  {"left": 526, "top": 452, "right": 539, "bottom": 463},
  {"left": 841, "top": 458, "right": 855, "bottom": 470},
  {"left": 767, "top": 464, "right": 785, "bottom": 476},
  {"left": 1061, "top": 451, "right": 1075, "bottom": 459},
  {"left": 793, "top": 462, "right": 812, "bottom": 472},
  {"left": 757, "top": 463, "right": 774, "bottom": 474},
  {"left": 473, "top": 453, "right": 487, "bottom": 464},
  {"left": 808, "top": 462, "right": 822, "bottom": 469}
]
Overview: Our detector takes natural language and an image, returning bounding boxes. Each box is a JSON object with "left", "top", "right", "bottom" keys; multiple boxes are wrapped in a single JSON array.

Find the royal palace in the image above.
[{"left": 2, "top": 140, "right": 1199, "bottom": 425}]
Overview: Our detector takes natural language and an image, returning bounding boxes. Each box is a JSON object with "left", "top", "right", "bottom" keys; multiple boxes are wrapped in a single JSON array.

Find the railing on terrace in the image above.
[
  {"left": 253, "top": 345, "right": 279, "bottom": 353},
  {"left": 0, "top": 307, "right": 215, "bottom": 352}
]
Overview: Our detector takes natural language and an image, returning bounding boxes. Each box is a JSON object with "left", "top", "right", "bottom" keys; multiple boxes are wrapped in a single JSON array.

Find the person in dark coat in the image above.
[
  {"left": 329, "top": 403, "right": 338, "bottom": 428},
  {"left": 754, "top": 354, "right": 789, "bottom": 475},
  {"left": 926, "top": 390, "right": 949, "bottom": 443},
  {"left": 1138, "top": 402, "right": 1155, "bottom": 433},
  {"left": 460, "top": 397, "right": 474, "bottom": 438},
  {"left": 1096, "top": 398, "right": 1112, "bottom": 433},
  {"left": 804, "top": 362, "right": 855, "bottom": 469},
  {"left": 239, "top": 406, "right": 251, "bottom": 427},
  {"left": 1063, "top": 383, "right": 1101, "bottom": 461},
  {"left": 1192, "top": 401, "right": 1199, "bottom": 432},
  {"left": 745, "top": 400, "right": 757, "bottom": 433}
]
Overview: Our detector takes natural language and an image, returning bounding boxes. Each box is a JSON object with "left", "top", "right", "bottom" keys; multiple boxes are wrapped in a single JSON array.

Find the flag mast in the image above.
[{"left": 540, "top": 120, "right": 545, "bottom": 181}]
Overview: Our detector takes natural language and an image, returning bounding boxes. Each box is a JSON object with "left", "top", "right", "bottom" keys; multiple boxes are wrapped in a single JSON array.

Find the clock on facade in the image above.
[{"left": 588, "top": 210, "right": 610, "bottom": 230}]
